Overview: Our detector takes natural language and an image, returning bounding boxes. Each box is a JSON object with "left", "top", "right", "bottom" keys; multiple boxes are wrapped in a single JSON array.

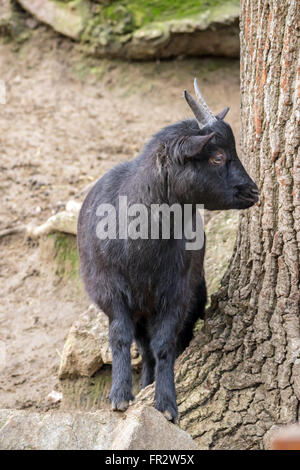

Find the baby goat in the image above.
[{"left": 77, "top": 79, "right": 259, "bottom": 423}]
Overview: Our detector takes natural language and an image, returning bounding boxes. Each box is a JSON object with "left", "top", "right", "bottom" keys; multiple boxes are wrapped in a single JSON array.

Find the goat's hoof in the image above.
[
  {"left": 111, "top": 400, "right": 129, "bottom": 412},
  {"left": 163, "top": 410, "right": 178, "bottom": 424},
  {"left": 163, "top": 410, "right": 173, "bottom": 421}
]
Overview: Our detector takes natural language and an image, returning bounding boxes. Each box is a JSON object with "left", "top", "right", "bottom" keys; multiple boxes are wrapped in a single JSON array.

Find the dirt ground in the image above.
[{"left": 0, "top": 27, "right": 240, "bottom": 410}]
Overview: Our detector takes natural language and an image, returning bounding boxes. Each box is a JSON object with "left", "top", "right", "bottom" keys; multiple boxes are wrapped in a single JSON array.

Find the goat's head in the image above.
[{"left": 168, "top": 79, "right": 259, "bottom": 210}]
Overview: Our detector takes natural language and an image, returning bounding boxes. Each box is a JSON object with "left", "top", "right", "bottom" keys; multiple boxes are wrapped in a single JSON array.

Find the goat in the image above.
[{"left": 77, "top": 79, "right": 259, "bottom": 423}]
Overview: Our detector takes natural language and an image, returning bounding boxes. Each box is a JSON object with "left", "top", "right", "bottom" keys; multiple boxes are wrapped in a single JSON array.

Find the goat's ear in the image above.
[
  {"left": 216, "top": 106, "right": 230, "bottom": 120},
  {"left": 184, "top": 132, "right": 215, "bottom": 158}
]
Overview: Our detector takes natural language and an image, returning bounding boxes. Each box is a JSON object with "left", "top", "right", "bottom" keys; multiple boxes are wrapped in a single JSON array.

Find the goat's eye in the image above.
[{"left": 210, "top": 153, "right": 225, "bottom": 166}]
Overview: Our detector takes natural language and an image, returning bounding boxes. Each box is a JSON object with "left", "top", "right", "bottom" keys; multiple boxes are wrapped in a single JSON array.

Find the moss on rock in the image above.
[
  {"left": 17, "top": 0, "right": 240, "bottom": 58},
  {"left": 99, "top": 0, "right": 238, "bottom": 27},
  {"left": 51, "top": 232, "right": 79, "bottom": 280},
  {"left": 82, "top": 0, "right": 240, "bottom": 58},
  {"left": 60, "top": 367, "right": 141, "bottom": 410}
]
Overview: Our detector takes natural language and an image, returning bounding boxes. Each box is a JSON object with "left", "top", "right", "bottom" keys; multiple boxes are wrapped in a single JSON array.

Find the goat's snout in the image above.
[
  {"left": 250, "top": 186, "right": 259, "bottom": 199},
  {"left": 234, "top": 183, "right": 259, "bottom": 205}
]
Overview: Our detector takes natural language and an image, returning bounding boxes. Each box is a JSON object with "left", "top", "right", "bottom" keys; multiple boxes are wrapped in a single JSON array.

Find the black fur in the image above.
[{"left": 77, "top": 117, "right": 258, "bottom": 422}]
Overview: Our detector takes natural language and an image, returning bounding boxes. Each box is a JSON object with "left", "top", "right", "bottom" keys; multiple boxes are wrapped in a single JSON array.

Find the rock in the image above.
[
  {"left": 110, "top": 405, "right": 199, "bottom": 450},
  {"left": 17, "top": 0, "right": 90, "bottom": 40},
  {"left": 85, "top": 2, "right": 240, "bottom": 60},
  {"left": 120, "top": 406, "right": 198, "bottom": 450},
  {"left": 121, "top": 8, "right": 240, "bottom": 60},
  {"left": 59, "top": 304, "right": 141, "bottom": 379},
  {"left": 0, "top": 408, "right": 119, "bottom": 450},
  {"left": 17, "top": 0, "right": 240, "bottom": 59},
  {"left": 58, "top": 304, "right": 105, "bottom": 379},
  {"left": 0, "top": 405, "right": 199, "bottom": 450}
]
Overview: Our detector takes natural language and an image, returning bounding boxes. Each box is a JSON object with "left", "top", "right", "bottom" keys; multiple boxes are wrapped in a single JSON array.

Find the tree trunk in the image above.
[{"left": 139, "top": 0, "right": 300, "bottom": 450}]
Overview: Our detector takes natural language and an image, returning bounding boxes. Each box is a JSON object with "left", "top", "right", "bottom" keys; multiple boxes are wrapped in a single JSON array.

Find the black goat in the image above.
[{"left": 77, "top": 79, "right": 259, "bottom": 423}]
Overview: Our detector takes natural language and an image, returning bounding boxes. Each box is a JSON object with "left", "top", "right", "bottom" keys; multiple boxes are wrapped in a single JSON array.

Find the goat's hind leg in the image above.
[
  {"left": 109, "top": 301, "right": 134, "bottom": 411},
  {"left": 135, "top": 320, "right": 155, "bottom": 388},
  {"left": 150, "top": 309, "right": 183, "bottom": 424}
]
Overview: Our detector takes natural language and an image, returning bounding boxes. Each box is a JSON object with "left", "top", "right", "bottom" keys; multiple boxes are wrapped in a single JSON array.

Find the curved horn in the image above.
[
  {"left": 193, "top": 78, "right": 217, "bottom": 125},
  {"left": 184, "top": 90, "right": 209, "bottom": 128},
  {"left": 184, "top": 78, "right": 217, "bottom": 129}
]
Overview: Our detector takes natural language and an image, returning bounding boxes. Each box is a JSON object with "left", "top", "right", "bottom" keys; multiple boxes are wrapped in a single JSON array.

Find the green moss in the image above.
[
  {"left": 61, "top": 366, "right": 141, "bottom": 410},
  {"left": 51, "top": 233, "right": 79, "bottom": 279},
  {"left": 81, "top": 0, "right": 239, "bottom": 53},
  {"left": 103, "top": 0, "right": 239, "bottom": 27}
]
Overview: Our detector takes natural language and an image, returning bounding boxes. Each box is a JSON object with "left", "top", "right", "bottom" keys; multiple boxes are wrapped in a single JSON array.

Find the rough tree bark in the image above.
[{"left": 139, "top": 0, "right": 299, "bottom": 450}]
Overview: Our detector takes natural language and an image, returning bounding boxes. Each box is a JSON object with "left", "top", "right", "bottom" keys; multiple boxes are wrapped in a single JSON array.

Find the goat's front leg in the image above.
[
  {"left": 150, "top": 310, "right": 183, "bottom": 423},
  {"left": 109, "top": 305, "right": 134, "bottom": 411}
]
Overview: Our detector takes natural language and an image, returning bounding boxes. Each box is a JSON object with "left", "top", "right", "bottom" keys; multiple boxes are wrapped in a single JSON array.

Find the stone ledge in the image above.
[{"left": 0, "top": 405, "right": 199, "bottom": 450}]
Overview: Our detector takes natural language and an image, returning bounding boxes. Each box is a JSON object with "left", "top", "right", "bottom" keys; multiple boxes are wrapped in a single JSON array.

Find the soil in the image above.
[{"left": 0, "top": 26, "right": 240, "bottom": 411}]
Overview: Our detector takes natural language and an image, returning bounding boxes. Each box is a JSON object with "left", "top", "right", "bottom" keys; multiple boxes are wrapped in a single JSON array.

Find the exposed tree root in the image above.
[{"left": 0, "top": 200, "right": 81, "bottom": 239}]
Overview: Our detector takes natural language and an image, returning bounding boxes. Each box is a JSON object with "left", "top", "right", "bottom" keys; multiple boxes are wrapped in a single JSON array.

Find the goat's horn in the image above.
[
  {"left": 184, "top": 79, "right": 217, "bottom": 129},
  {"left": 193, "top": 78, "right": 217, "bottom": 126},
  {"left": 184, "top": 90, "right": 209, "bottom": 129},
  {"left": 216, "top": 106, "right": 230, "bottom": 120}
]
